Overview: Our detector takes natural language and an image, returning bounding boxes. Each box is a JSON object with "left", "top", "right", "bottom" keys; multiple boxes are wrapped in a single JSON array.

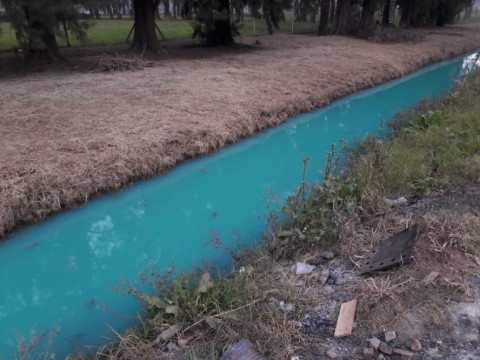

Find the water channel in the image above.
[{"left": 0, "top": 53, "right": 478, "bottom": 358}]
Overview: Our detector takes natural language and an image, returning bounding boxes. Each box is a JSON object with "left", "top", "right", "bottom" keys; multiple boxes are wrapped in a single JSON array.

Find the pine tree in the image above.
[{"left": 3, "top": 0, "right": 88, "bottom": 59}]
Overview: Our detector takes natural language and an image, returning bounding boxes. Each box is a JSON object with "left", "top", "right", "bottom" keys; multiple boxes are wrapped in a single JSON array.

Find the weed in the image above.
[{"left": 268, "top": 144, "right": 364, "bottom": 258}]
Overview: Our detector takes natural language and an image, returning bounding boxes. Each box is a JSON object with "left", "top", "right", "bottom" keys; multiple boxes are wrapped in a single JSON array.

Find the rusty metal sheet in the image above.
[{"left": 359, "top": 224, "right": 419, "bottom": 275}]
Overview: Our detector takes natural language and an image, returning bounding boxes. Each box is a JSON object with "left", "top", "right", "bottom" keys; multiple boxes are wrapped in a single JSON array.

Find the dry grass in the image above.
[
  {"left": 1, "top": 26, "right": 480, "bottom": 238},
  {"left": 354, "top": 210, "right": 480, "bottom": 336}
]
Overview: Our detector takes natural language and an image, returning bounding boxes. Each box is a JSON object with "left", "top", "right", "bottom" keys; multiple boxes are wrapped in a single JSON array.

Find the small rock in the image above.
[
  {"left": 369, "top": 337, "right": 381, "bottom": 350},
  {"left": 379, "top": 341, "right": 393, "bottom": 355},
  {"left": 393, "top": 197, "right": 408, "bottom": 205},
  {"left": 378, "top": 354, "right": 385, "bottom": 360},
  {"left": 393, "top": 348, "right": 414, "bottom": 357},
  {"left": 411, "top": 339, "right": 422, "bottom": 352},
  {"left": 363, "top": 347, "right": 375, "bottom": 358},
  {"left": 384, "top": 331, "right": 396, "bottom": 342},
  {"left": 220, "top": 339, "right": 266, "bottom": 360},
  {"left": 278, "top": 301, "right": 295, "bottom": 312},
  {"left": 158, "top": 324, "right": 179, "bottom": 341},
  {"left": 291, "top": 262, "right": 316, "bottom": 275},
  {"left": 321, "top": 250, "right": 335, "bottom": 260},
  {"left": 383, "top": 198, "right": 395, "bottom": 207},
  {"left": 326, "top": 349, "right": 338, "bottom": 359},
  {"left": 319, "top": 268, "right": 330, "bottom": 285},
  {"left": 165, "top": 342, "right": 178, "bottom": 352}
]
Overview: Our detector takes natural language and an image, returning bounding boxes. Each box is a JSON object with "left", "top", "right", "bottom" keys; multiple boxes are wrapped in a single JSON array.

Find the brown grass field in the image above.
[{"left": 1, "top": 25, "right": 480, "bottom": 239}]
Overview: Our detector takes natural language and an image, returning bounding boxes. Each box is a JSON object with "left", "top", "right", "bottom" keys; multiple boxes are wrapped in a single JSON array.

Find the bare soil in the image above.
[{"left": 1, "top": 26, "right": 480, "bottom": 239}]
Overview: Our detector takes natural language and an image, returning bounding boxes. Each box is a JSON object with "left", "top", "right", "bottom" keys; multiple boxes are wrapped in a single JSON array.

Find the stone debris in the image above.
[
  {"left": 383, "top": 197, "right": 408, "bottom": 207},
  {"left": 393, "top": 197, "right": 408, "bottom": 205},
  {"left": 379, "top": 341, "right": 393, "bottom": 355},
  {"left": 384, "top": 331, "right": 396, "bottom": 342},
  {"left": 278, "top": 301, "right": 295, "bottom": 312},
  {"left": 321, "top": 250, "right": 335, "bottom": 260},
  {"left": 411, "top": 339, "right": 422, "bottom": 352},
  {"left": 220, "top": 339, "right": 267, "bottom": 360},
  {"left": 393, "top": 348, "right": 414, "bottom": 357},
  {"left": 165, "top": 342, "right": 178, "bottom": 352},
  {"left": 291, "top": 262, "right": 316, "bottom": 275},
  {"left": 363, "top": 347, "right": 375, "bottom": 357},
  {"left": 158, "top": 324, "right": 179, "bottom": 341},
  {"left": 319, "top": 268, "right": 330, "bottom": 285},
  {"left": 369, "top": 337, "right": 381, "bottom": 350},
  {"left": 326, "top": 349, "right": 338, "bottom": 358}
]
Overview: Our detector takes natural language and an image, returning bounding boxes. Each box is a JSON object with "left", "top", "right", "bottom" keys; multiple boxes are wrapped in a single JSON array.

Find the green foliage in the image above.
[
  {"left": 407, "top": 110, "right": 443, "bottom": 131},
  {"left": 4, "top": 0, "right": 89, "bottom": 55},
  {"left": 351, "top": 72, "right": 480, "bottom": 198},
  {"left": 269, "top": 145, "right": 364, "bottom": 258}
]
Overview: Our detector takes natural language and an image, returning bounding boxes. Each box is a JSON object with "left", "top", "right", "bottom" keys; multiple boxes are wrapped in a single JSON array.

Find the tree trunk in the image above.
[
  {"left": 382, "top": 0, "right": 390, "bottom": 25},
  {"left": 360, "top": 0, "right": 377, "bottom": 31},
  {"left": 399, "top": 0, "right": 412, "bottom": 26},
  {"left": 311, "top": 0, "right": 319, "bottom": 23},
  {"left": 333, "top": 0, "right": 350, "bottom": 34},
  {"left": 318, "top": 0, "right": 330, "bottom": 35},
  {"left": 329, "top": 0, "right": 336, "bottom": 25},
  {"left": 23, "top": 6, "right": 61, "bottom": 59},
  {"left": 164, "top": 0, "right": 171, "bottom": 17},
  {"left": 62, "top": 18, "right": 71, "bottom": 47},
  {"left": 205, "top": 0, "right": 234, "bottom": 46},
  {"left": 94, "top": 1, "right": 100, "bottom": 19},
  {"left": 132, "top": 0, "right": 161, "bottom": 53}
]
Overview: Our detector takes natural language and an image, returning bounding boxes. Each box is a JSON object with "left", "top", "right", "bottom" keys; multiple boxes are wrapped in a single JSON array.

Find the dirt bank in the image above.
[{"left": 1, "top": 25, "right": 480, "bottom": 238}]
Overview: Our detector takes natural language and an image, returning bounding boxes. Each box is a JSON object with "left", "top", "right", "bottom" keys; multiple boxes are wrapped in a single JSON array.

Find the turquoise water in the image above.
[{"left": 0, "top": 53, "right": 478, "bottom": 358}]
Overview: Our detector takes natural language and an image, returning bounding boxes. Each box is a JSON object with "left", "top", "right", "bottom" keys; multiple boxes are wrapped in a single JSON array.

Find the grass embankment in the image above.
[
  {"left": 63, "top": 69, "right": 480, "bottom": 359},
  {"left": 0, "top": 12, "right": 316, "bottom": 51}
]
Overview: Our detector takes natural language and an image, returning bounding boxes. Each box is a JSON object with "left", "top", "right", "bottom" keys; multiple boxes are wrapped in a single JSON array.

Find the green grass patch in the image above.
[
  {"left": 0, "top": 12, "right": 317, "bottom": 52},
  {"left": 351, "top": 72, "right": 480, "bottom": 198}
]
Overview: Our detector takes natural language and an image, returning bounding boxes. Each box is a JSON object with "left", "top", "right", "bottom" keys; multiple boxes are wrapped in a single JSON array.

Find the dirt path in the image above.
[{"left": 1, "top": 26, "right": 480, "bottom": 238}]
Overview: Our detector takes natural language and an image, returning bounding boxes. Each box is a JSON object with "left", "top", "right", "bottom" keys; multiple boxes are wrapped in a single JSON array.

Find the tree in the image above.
[
  {"left": 360, "top": 0, "right": 378, "bottom": 32},
  {"left": 4, "top": 0, "right": 88, "bottom": 59},
  {"left": 317, "top": 0, "right": 330, "bottom": 35},
  {"left": 397, "top": 0, "right": 473, "bottom": 27},
  {"left": 333, "top": 0, "right": 351, "bottom": 34},
  {"left": 131, "top": 0, "right": 161, "bottom": 52}
]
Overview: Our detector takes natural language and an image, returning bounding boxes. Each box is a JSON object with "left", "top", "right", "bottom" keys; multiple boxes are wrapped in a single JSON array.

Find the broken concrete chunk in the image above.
[
  {"left": 384, "top": 331, "right": 396, "bottom": 342},
  {"left": 220, "top": 339, "right": 267, "bottom": 360},
  {"left": 291, "top": 262, "right": 316, "bottom": 275},
  {"left": 363, "top": 347, "right": 375, "bottom": 358},
  {"left": 393, "top": 348, "right": 414, "bottom": 357},
  {"left": 326, "top": 349, "right": 338, "bottom": 359},
  {"left": 379, "top": 341, "right": 393, "bottom": 355},
  {"left": 410, "top": 339, "right": 422, "bottom": 352},
  {"left": 369, "top": 337, "right": 381, "bottom": 350}
]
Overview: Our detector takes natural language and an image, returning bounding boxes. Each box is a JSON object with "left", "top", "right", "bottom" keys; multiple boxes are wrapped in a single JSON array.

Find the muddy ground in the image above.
[{"left": 1, "top": 25, "right": 480, "bottom": 238}]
